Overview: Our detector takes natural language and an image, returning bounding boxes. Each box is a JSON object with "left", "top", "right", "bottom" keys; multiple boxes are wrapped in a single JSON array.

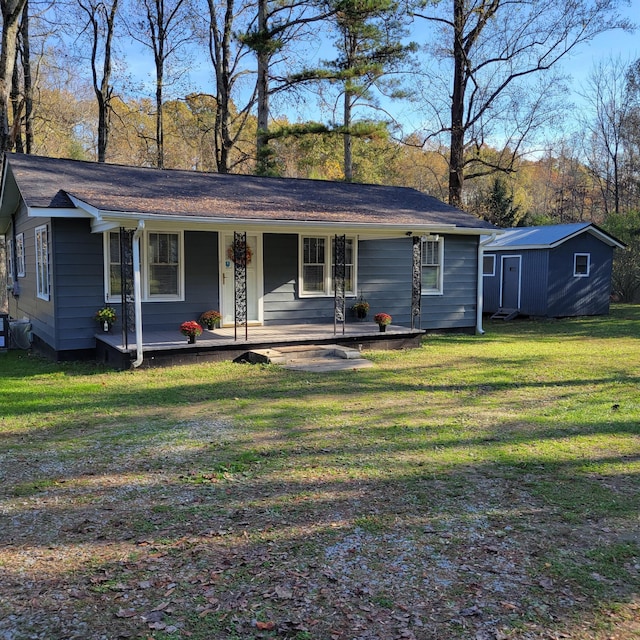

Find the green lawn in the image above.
[{"left": 1, "top": 306, "right": 639, "bottom": 639}]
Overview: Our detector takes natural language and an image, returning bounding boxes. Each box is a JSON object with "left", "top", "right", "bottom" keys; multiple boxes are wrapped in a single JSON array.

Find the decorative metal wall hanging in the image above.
[
  {"left": 232, "top": 231, "right": 248, "bottom": 341},
  {"left": 119, "top": 228, "right": 135, "bottom": 348},
  {"left": 411, "top": 235, "right": 422, "bottom": 330},
  {"left": 333, "top": 234, "right": 346, "bottom": 335}
]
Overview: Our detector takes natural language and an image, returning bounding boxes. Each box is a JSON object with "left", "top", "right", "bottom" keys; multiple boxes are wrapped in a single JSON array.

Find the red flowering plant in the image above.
[
  {"left": 179, "top": 320, "right": 203, "bottom": 338},
  {"left": 199, "top": 310, "right": 221, "bottom": 329},
  {"left": 374, "top": 312, "right": 392, "bottom": 326}
]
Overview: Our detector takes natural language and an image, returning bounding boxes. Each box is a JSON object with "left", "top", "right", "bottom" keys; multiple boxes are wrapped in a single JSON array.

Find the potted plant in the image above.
[
  {"left": 351, "top": 297, "right": 370, "bottom": 320},
  {"left": 95, "top": 306, "right": 117, "bottom": 332},
  {"left": 199, "top": 310, "right": 221, "bottom": 330},
  {"left": 374, "top": 312, "right": 392, "bottom": 332},
  {"left": 180, "top": 320, "right": 203, "bottom": 344}
]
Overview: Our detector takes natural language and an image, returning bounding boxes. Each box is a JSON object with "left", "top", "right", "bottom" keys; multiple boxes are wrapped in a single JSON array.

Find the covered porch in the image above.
[{"left": 95, "top": 322, "right": 425, "bottom": 369}]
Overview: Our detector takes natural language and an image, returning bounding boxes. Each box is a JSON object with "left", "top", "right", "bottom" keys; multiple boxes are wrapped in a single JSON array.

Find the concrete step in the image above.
[{"left": 239, "top": 344, "right": 374, "bottom": 371}]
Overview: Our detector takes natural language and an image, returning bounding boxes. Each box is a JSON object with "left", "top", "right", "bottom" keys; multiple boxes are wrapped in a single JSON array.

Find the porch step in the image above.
[
  {"left": 491, "top": 308, "right": 519, "bottom": 321},
  {"left": 238, "top": 344, "right": 374, "bottom": 372}
]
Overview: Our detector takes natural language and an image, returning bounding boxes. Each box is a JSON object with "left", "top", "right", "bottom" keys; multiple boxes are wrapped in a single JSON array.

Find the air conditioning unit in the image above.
[{"left": 9, "top": 319, "right": 32, "bottom": 350}]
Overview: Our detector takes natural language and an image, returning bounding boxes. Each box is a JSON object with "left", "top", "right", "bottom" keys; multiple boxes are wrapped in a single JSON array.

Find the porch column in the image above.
[
  {"left": 333, "top": 234, "right": 346, "bottom": 335},
  {"left": 119, "top": 228, "right": 135, "bottom": 348},
  {"left": 232, "top": 231, "right": 248, "bottom": 341},
  {"left": 411, "top": 236, "right": 422, "bottom": 330}
]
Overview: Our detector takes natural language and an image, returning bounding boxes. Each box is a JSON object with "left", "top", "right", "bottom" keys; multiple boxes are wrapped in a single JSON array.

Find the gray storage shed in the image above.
[{"left": 482, "top": 223, "right": 625, "bottom": 318}]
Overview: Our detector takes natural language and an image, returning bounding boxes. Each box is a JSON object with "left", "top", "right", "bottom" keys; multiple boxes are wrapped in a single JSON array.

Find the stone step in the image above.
[{"left": 239, "top": 344, "right": 374, "bottom": 371}]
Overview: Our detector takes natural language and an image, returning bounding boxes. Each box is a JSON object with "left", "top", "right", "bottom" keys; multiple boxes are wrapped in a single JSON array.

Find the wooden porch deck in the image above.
[{"left": 95, "top": 322, "right": 425, "bottom": 369}]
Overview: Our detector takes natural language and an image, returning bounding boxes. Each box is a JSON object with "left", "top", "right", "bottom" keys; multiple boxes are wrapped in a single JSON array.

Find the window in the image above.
[
  {"left": 574, "top": 253, "right": 590, "bottom": 277},
  {"left": 148, "top": 232, "right": 180, "bottom": 298},
  {"left": 300, "top": 235, "right": 356, "bottom": 296},
  {"left": 15, "top": 233, "right": 25, "bottom": 277},
  {"left": 483, "top": 254, "right": 496, "bottom": 276},
  {"left": 421, "top": 237, "right": 443, "bottom": 294},
  {"left": 105, "top": 230, "right": 183, "bottom": 301},
  {"left": 107, "top": 231, "right": 123, "bottom": 297},
  {"left": 35, "top": 225, "right": 50, "bottom": 300},
  {"left": 6, "top": 235, "right": 13, "bottom": 284}
]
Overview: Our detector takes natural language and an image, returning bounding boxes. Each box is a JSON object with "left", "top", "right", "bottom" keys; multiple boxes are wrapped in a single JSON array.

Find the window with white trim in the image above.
[
  {"left": 35, "top": 225, "right": 50, "bottom": 300},
  {"left": 105, "top": 230, "right": 184, "bottom": 301},
  {"left": 483, "top": 254, "right": 496, "bottom": 276},
  {"left": 148, "top": 232, "right": 181, "bottom": 298},
  {"left": 300, "top": 235, "right": 356, "bottom": 296},
  {"left": 6, "top": 234, "right": 13, "bottom": 284},
  {"left": 574, "top": 253, "right": 590, "bottom": 277},
  {"left": 422, "top": 237, "right": 443, "bottom": 294},
  {"left": 15, "top": 233, "right": 25, "bottom": 277}
]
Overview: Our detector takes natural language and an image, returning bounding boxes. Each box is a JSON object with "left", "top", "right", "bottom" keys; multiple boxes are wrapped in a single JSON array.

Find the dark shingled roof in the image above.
[{"left": 6, "top": 153, "right": 495, "bottom": 229}]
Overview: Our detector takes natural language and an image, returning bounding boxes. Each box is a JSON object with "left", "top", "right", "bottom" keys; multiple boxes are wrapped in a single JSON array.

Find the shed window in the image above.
[
  {"left": 35, "top": 225, "right": 50, "bottom": 300},
  {"left": 300, "top": 235, "right": 356, "bottom": 296},
  {"left": 422, "top": 237, "right": 444, "bottom": 294},
  {"left": 574, "top": 253, "right": 590, "bottom": 277},
  {"left": 16, "top": 233, "right": 25, "bottom": 277},
  {"left": 483, "top": 254, "right": 496, "bottom": 276}
]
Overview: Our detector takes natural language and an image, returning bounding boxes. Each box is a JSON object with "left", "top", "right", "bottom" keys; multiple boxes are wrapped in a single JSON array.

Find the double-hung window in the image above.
[
  {"left": 574, "top": 253, "right": 590, "bottom": 277},
  {"left": 6, "top": 235, "right": 13, "bottom": 285},
  {"left": 300, "top": 235, "right": 356, "bottom": 296},
  {"left": 148, "top": 232, "right": 181, "bottom": 298},
  {"left": 422, "top": 236, "right": 443, "bottom": 294},
  {"left": 105, "top": 230, "right": 183, "bottom": 301},
  {"left": 35, "top": 225, "right": 50, "bottom": 300},
  {"left": 15, "top": 233, "right": 25, "bottom": 277}
]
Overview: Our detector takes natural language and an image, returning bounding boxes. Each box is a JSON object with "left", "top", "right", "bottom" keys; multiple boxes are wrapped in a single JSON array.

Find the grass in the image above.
[{"left": 0, "top": 305, "right": 639, "bottom": 639}]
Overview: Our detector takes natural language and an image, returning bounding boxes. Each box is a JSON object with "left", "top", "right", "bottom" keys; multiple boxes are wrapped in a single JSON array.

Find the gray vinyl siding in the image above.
[
  {"left": 359, "top": 235, "right": 478, "bottom": 329},
  {"left": 547, "top": 235, "right": 612, "bottom": 317},
  {"left": 47, "top": 225, "right": 220, "bottom": 351},
  {"left": 8, "top": 204, "right": 56, "bottom": 350},
  {"left": 53, "top": 218, "right": 105, "bottom": 351},
  {"left": 482, "top": 254, "right": 500, "bottom": 313},
  {"left": 262, "top": 233, "right": 336, "bottom": 323},
  {"left": 140, "top": 230, "right": 219, "bottom": 331}
]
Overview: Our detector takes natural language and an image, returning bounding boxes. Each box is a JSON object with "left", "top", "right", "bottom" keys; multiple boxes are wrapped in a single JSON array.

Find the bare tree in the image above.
[
  {"left": 76, "top": 0, "right": 120, "bottom": 162},
  {"left": 197, "top": 0, "right": 256, "bottom": 172},
  {"left": 0, "top": 0, "right": 28, "bottom": 155},
  {"left": 413, "top": 0, "right": 632, "bottom": 208},
  {"left": 126, "top": 0, "right": 190, "bottom": 168}
]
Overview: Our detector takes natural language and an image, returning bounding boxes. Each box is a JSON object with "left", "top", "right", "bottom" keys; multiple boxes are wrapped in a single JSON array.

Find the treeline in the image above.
[{"left": 1, "top": 0, "right": 639, "bottom": 300}]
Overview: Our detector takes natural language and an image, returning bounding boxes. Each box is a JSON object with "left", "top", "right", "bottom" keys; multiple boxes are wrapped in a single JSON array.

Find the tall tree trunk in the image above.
[
  {"left": 20, "top": 0, "right": 31, "bottom": 153},
  {"left": 155, "top": 64, "right": 164, "bottom": 168},
  {"left": 0, "top": 0, "right": 27, "bottom": 154},
  {"left": 255, "top": 0, "right": 270, "bottom": 175},
  {"left": 10, "top": 46, "right": 21, "bottom": 152},
  {"left": 343, "top": 88, "right": 353, "bottom": 182},
  {"left": 448, "top": 0, "right": 465, "bottom": 208}
]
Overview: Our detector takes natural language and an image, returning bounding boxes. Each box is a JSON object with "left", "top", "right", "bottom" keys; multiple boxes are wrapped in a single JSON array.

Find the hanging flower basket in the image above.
[{"left": 95, "top": 306, "right": 117, "bottom": 332}]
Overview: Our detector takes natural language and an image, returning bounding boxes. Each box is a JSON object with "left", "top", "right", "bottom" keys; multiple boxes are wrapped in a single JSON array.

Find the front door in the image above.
[
  {"left": 221, "top": 234, "right": 262, "bottom": 326},
  {"left": 500, "top": 255, "right": 521, "bottom": 309}
]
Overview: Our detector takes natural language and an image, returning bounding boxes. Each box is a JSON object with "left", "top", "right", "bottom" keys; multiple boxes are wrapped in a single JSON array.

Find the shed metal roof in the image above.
[
  {"left": 1, "top": 154, "right": 496, "bottom": 234},
  {"left": 484, "top": 223, "right": 625, "bottom": 250}
]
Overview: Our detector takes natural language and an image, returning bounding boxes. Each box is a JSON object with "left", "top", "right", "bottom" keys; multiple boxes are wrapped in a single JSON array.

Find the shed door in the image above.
[{"left": 500, "top": 255, "right": 521, "bottom": 309}]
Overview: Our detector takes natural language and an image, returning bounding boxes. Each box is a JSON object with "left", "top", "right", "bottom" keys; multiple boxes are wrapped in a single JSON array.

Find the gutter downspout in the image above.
[
  {"left": 131, "top": 221, "right": 145, "bottom": 368},
  {"left": 476, "top": 233, "right": 498, "bottom": 335}
]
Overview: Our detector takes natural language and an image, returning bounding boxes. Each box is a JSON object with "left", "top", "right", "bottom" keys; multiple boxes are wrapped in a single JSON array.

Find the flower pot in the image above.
[
  {"left": 103, "top": 321, "right": 111, "bottom": 333},
  {"left": 379, "top": 324, "right": 386, "bottom": 333},
  {"left": 188, "top": 335, "right": 196, "bottom": 344}
]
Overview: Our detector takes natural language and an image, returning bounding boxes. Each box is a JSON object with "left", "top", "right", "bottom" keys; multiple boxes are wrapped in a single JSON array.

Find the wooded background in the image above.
[{"left": 1, "top": 0, "right": 639, "bottom": 305}]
